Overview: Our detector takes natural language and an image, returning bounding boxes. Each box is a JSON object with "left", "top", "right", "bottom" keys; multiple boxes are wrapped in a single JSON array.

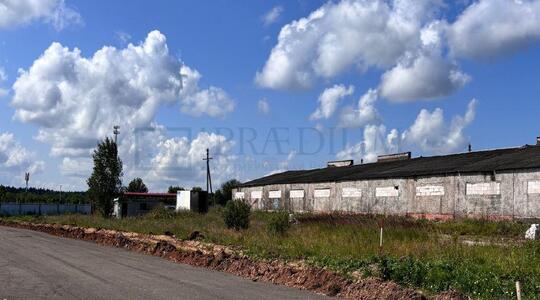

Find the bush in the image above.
[
  {"left": 146, "top": 204, "right": 175, "bottom": 219},
  {"left": 267, "top": 211, "right": 290, "bottom": 235},
  {"left": 223, "top": 200, "right": 250, "bottom": 230}
]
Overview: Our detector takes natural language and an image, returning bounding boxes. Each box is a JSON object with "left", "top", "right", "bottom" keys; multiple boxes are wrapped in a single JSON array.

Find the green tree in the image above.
[
  {"left": 0, "top": 186, "right": 5, "bottom": 201},
  {"left": 191, "top": 186, "right": 203, "bottom": 192},
  {"left": 167, "top": 185, "right": 185, "bottom": 194},
  {"left": 87, "top": 137, "right": 123, "bottom": 217},
  {"left": 215, "top": 179, "right": 242, "bottom": 206},
  {"left": 127, "top": 177, "right": 148, "bottom": 193}
]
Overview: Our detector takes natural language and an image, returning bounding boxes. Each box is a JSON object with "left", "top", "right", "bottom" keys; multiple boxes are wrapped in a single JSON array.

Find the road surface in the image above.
[{"left": 0, "top": 226, "right": 329, "bottom": 300}]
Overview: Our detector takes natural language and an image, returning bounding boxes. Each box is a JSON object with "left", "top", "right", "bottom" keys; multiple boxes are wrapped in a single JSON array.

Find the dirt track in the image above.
[{"left": 0, "top": 220, "right": 465, "bottom": 300}]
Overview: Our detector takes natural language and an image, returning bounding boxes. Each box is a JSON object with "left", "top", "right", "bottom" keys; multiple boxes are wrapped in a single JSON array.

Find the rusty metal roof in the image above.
[{"left": 240, "top": 145, "right": 540, "bottom": 187}]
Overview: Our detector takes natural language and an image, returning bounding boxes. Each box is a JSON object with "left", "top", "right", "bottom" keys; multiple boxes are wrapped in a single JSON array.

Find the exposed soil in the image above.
[{"left": 0, "top": 220, "right": 466, "bottom": 300}]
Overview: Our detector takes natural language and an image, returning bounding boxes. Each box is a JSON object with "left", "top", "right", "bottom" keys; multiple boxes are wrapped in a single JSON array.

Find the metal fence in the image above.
[{"left": 0, "top": 203, "right": 91, "bottom": 216}]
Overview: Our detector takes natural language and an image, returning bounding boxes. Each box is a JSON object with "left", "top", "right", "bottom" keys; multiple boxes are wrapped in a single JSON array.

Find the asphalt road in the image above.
[{"left": 0, "top": 226, "right": 329, "bottom": 300}]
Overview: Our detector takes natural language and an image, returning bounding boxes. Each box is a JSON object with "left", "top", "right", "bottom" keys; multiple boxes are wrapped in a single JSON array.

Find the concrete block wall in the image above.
[
  {"left": 0, "top": 203, "right": 91, "bottom": 216},
  {"left": 234, "top": 169, "right": 540, "bottom": 219}
]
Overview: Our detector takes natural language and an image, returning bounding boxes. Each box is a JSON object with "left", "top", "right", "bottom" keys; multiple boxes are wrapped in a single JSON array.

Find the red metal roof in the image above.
[{"left": 122, "top": 192, "right": 176, "bottom": 198}]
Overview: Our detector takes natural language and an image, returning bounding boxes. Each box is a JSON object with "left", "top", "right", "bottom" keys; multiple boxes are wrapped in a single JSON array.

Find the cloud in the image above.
[
  {"left": 257, "top": 0, "right": 540, "bottom": 101},
  {"left": 257, "top": 98, "right": 270, "bottom": 115},
  {"left": 10, "top": 30, "right": 236, "bottom": 190},
  {"left": 0, "top": 0, "right": 82, "bottom": 30},
  {"left": 0, "top": 132, "right": 44, "bottom": 182},
  {"left": 140, "top": 132, "right": 237, "bottom": 189},
  {"left": 11, "top": 30, "right": 234, "bottom": 157},
  {"left": 310, "top": 84, "right": 354, "bottom": 120},
  {"left": 337, "top": 99, "right": 477, "bottom": 162},
  {"left": 337, "top": 124, "right": 398, "bottom": 163},
  {"left": 449, "top": 0, "right": 540, "bottom": 60},
  {"left": 0, "top": 67, "right": 8, "bottom": 97},
  {"left": 58, "top": 127, "right": 239, "bottom": 191},
  {"left": 401, "top": 99, "right": 477, "bottom": 153},
  {"left": 115, "top": 31, "right": 132, "bottom": 45},
  {"left": 255, "top": 0, "right": 442, "bottom": 90},
  {"left": 380, "top": 52, "right": 470, "bottom": 101},
  {"left": 338, "top": 88, "right": 380, "bottom": 128},
  {"left": 262, "top": 6, "right": 284, "bottom": 26},
  {"left": 178, "top": 66, "right": 235, "bottom": 117}
]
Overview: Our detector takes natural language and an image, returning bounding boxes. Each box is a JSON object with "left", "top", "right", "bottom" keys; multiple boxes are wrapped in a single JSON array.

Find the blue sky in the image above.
[{"left": 0, "top": 0, "right": 539, "bottom": 191}]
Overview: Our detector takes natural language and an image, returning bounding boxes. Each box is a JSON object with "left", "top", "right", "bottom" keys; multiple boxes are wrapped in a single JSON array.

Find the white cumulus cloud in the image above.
[
  {"left": 449, "top": 0, "right": 540, "bottom": 60},
  {"left": 255, "top": 0, "right": 443, "bottom": 91},
  {"left": 258, "top": 0, "right": 540, "bottom": 102},
  {"left": 337, "top": 99, "right": 477, "bottom": 162},
  {"left": 401, "top": 99, "right": 477, "bottom": 153},
  {"left": 310, "top": 84, "right": 354, "bottom": 120},
  {"left": 0, "top": 0, "right": 81, "bottom": 30},
  {"left": 380, "top": 52, "right": 470, "bottom": 101},
  {"left": 338, "top": 88, "right": 380, "bottom": 128},
  {"left": 141, "top": 132, "right": 237, "bottom": 189},
  {"left": 11, "top": 30, "right": 234, "bottom": 158},
  {"left": 10, "top": 30, "right": 236, "bottom": 190},
  {"left": 0, "top": 132, "right": 44, "bottom": 182},
  {"left": 337, "top": 124, "right": 398, "bottom": 163}
]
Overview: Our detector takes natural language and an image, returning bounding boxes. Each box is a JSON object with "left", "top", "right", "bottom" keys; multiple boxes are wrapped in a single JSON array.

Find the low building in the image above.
[
  {"left": 233, "top": 137, "right": 540, "bottom": 220},
  {"left": 113, "top": 191, "right": 209, "bottom": 218},
  {"left": 113, "top": 192, "right": 177, "bottom": 218}
]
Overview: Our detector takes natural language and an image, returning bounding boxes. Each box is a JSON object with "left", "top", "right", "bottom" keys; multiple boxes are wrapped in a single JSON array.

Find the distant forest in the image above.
[{"left": 0, "top": 185, "right": 88, "bottom": 203}]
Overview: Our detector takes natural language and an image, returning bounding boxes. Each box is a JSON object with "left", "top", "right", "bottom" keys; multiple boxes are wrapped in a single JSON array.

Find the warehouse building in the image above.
[{"left": 233, "top": 137, "right": 540, "bottom": 219}]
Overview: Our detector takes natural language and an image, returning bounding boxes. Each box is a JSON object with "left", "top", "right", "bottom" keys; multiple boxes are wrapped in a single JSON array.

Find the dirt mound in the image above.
[{"left": 0, "top": 220, "right": 459, "bottom": 299}]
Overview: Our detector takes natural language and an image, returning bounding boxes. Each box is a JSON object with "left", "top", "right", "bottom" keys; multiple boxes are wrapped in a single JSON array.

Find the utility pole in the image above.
[
  {"left": 24, "top": 172, "right": 29, "bottom": 193},
  {"left": 203, "top": 148, "right": 213, "bottom": 194},
  {"left": 59, "top": 185, "right": 62, "bottom": 203},
  {"left": 24, "top": 172, "right": 30, "bottom": 202},
  {"left": 113, "top": 125, "right": 120, "bottom": 144}
]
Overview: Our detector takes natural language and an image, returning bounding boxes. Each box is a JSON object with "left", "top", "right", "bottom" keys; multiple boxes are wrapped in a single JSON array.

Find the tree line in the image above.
[{"left": 0, "top": 185, "right": 87, "bottom": 204}]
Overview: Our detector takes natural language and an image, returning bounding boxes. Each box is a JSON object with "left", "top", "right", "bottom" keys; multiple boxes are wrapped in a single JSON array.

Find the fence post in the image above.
[{"left": 516, "top": 281, "right": 522, "bottom": 300}]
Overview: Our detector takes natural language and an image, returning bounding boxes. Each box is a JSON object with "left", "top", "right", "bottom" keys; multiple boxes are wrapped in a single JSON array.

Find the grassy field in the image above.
[{"left": 4, "top": 209, "right": 540, "bottom": 299}]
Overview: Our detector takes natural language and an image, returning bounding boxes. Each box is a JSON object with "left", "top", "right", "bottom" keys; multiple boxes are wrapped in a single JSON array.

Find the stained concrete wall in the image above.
[
  {"left": 234, "top": 169, "right": 540, "bottom": 219},
  {"left": 0, "top": 203, "right": 91, "bottom": 216}
]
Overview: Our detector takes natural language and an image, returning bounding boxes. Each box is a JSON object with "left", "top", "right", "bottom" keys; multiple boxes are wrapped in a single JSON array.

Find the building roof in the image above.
[
  {"left": 240, "top": 145, "right": 540, "bottom": 187},
  {"left": 123, "top": 192, "right": 176, "bottom": 197}
]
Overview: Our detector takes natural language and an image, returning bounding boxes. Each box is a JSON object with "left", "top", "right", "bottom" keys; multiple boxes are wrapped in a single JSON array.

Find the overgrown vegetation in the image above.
[
  {"left": 223, "top": 200, "right": 251, "bottom": 230},
  {"left": 266, "top": 211, "right": 290, "bottom": 235},
  {"left": 213, "top": 179, "right": 242, "bottom": 206},
  {"left": 5, "top": 211, "right": 540, "bottom": 298}
]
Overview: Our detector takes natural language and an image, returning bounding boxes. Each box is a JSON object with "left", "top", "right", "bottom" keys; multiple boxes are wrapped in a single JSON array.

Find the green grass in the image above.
[{"left": 4, "top": 209, "right": 540, "bottom": 299}]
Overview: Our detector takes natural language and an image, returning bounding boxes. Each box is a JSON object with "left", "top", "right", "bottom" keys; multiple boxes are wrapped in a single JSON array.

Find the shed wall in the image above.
[{"left": 234, "top": 169, "right": 540, "bottom": 219}]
